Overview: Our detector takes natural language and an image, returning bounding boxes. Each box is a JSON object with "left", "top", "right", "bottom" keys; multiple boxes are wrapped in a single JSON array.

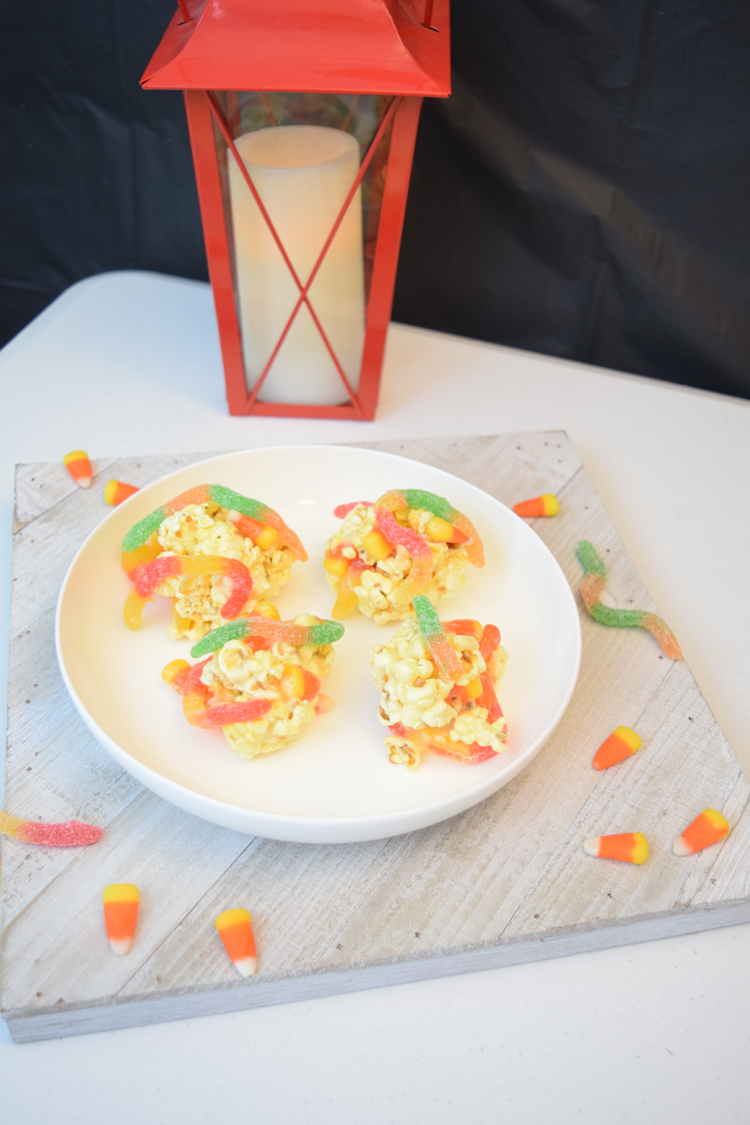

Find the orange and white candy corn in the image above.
[
  {"left": 583, "top": 832, "right": 648, "bottom": 864},
  {"left": 513, "top": 493, "right": 559, "bottom": 518},
  {"left": 63, "top": 450, "right": 93, "bottom": 489},
  {"left": 673, "top": 808, "right": 729, "bottom": 856},
  {"left": 104, "top": 479, "right": 138, "bottom": 506},
  {"left": 593, "top": 726, "right": 642, "bottom": 770},
  {"left": 215, "top": 907, "right": 256, "bottom": 977},
  {"left": 103, "top": 883, "right": 139, "bottom": 955}
]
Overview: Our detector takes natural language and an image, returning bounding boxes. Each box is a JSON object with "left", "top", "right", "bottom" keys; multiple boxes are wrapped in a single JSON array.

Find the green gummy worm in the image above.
[
  {"left": 402, "top": 489, "right": 454, "bottom": 521},
  {"left": 307, "top": 621, "right": 345, "bottom": 645},
  {"left": 577, "top": 540, "right": 607, "bottom": 578},
  {"left": 587, "top": 604, "right": 646, "bottom": 629},
  {"left": 122, "top": 509, "right": 167, "bottom": 552},
  {"left": 190, "top": 619, "right": 250, "bottom": 658},
  {"left": 413, "top": 594, "right": 443, "bottom": 641},
  {"left": 208, "top": 485, "right": 268, "bottom": 521}
]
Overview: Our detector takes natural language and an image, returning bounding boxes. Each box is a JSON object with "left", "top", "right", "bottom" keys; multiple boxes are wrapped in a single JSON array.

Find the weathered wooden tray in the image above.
[{"left": 3, "top": 432, "right": 749, "bottom": 1043}]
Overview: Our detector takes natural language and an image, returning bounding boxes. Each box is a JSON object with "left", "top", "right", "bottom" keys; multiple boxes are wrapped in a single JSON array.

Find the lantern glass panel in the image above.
[{"left": 210, "top": 92, "right": 395, "bottom": 406}]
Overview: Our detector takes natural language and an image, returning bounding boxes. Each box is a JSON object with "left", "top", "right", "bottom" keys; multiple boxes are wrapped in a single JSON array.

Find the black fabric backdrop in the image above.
[{"left": 3, "top": 0, "right": 750, "bottom": 399}]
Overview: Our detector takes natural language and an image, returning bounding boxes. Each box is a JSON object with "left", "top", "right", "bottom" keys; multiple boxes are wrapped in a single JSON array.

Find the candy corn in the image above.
[
  {"left": 215, "top": 908, "right": 257, "bottom": 977},
  {"left": 583, "top": 832, "right": 648, "bottom": 864},
  {"left": 103, "top": 883, "right": 140, "bottom": 955},
  {"left": 63, "top": 450, "right": 92, "bottom": 489},
  {"left": 593, "top": 726, "right": 642, "bottom": 770},
  {"left": 104, "top": 479, "right": 138, "bottom": 506},
  {"left": 0, "top": 809, "right": 102, "bottom": 846},
  {"left": 673, "top": 808, "right": 729, "bottom": 856},
  {"left": 513, "top": 493, "right": 559, "bottom": 518}
]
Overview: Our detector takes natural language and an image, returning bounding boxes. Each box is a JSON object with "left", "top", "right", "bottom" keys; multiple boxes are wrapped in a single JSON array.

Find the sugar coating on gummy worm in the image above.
[
  {"left": 121, "top": 485, "right": 307, "bottom": 642},
  {"left": 577, "top": 541, "right": 682, "bottom": 659},
  {"left": 371, "top": 602, "right": 509, "bottom": 769},
  {"left": 164, "top": 612, "right": 344, "bottom": 759},
  {"left": 190, "top": 614, "right": 345, "bottom": 658},
  {"left": 0, "top": 809, "right": 102, "bottom": 846},
  {"left": 123, "top": 554, "right": 254, "bottom": 631},
  {"left": 122, "top": 484, "right": 306, "bottom": 558},
  {"left": 324, "top": 488, "right": 483, "bottom": 625}
]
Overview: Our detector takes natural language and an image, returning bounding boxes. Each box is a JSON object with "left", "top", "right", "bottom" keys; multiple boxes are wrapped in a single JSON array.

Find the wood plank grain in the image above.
[{"left": 3, "top": 432, "right": 748, "bottom": 1043}]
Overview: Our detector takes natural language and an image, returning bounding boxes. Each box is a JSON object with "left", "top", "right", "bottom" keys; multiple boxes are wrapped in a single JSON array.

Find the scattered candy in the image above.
[
  {"left": 0, "top": 810, "right": 103, "bottom": 846},
  {"left": 104, "top": 480, "right": 139, "bottom": 506},
  {"left": 592, "top": 726, "right": 642, "bottom": 770},
  {"left": 121, "top": 484, "right": 307, "bottom": 560},
  {"left": 215, "top": 908, "right": 257, "bottom": 977},
  {"left": 673, "top": 808, "right": 730, "bottom": 856},
  {"left": 63, "top": 450, "right": 93, "bottom": 489},
  {"left": 413, "top": 594, "right": 463, "bottom": 682},
  {"left": 124, "top": 554, "right": 253, "bottom": 630},
  {"left": 190, "top": 615, "right": 345, "bottom": 659},
  {"left": 103, "top": 883, "right": 140, "bottom": 955},
  {"left": 583, "top": 832, "right": 648, "bottom": 864},
  {"left": 577, "top": 541, "right": 682, "bottom": 660},
  {"left": 513, "top": 493, "right": 559, "bottom": 518}
]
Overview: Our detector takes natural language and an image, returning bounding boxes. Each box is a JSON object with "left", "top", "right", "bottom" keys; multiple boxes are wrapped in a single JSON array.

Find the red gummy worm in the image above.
[
  {"left": 0, "top": 810, "right": 103, "bottom": 847},
  {"left": 334, "top": 501, "right": 374, "bottom": 519}
]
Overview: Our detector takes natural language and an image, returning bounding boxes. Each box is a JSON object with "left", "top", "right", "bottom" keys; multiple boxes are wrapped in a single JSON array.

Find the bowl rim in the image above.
[{"left": 55, "top": 443, "right": 582, "bottom": 842}]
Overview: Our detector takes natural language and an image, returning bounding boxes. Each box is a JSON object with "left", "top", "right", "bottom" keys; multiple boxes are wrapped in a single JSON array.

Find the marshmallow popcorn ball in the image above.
[
  {"left": 121, "top": 484, "right": 307, "bottom": 641},
  {"left": 324, "top": 489, "right": 484, "bottom": 624},
  {"left": 371, "top": 595, "right": 508, "bottom": 769},
  {"left": 163, "top": 611, "right": 344, "bottom": 759}
]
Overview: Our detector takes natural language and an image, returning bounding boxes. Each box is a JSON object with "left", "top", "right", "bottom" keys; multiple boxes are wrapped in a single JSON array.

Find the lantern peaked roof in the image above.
[{"left": 141, "top": 0, "right": 450, "bottom": 96}]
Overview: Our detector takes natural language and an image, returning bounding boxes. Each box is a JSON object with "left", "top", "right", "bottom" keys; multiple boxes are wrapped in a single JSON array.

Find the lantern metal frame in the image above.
[{"left": 142, "top": 0, "right": 450, "bottom": 419}]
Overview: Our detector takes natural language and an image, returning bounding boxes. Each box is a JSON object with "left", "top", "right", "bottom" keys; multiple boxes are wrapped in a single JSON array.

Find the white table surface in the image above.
[{"left": 1, "top": 270, "right": 748, "bottom": 1123}]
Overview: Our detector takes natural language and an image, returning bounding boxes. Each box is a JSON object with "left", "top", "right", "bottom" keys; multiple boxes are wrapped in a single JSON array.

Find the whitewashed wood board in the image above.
[{"left": 2, "top": 433, "right": 748, "bottom": 1043}]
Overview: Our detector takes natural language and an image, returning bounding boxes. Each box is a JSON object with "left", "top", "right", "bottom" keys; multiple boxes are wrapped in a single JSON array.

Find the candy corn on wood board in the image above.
[{"left": 3, "top": 433, "right": 749, "bottom": 1043}]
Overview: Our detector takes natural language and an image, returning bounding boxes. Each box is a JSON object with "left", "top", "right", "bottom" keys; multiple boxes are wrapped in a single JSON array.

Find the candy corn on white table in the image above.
[{"left": 1, "top": 271, "right": 749, "bottom": 1123}]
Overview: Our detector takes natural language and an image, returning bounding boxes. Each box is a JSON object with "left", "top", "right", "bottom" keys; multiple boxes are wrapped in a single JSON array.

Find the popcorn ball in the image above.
[
  {"left": 121, "top": 484, "right": 307, "bottom": 641},
  {"left": 370, "top": 595, "right": 508, "bottom": 769},
  {"left": 324, "top": 488, "right": 484, "bottom": 624},
  {"left": 163, "top": 612, "right": 343, "bottom": 759}
]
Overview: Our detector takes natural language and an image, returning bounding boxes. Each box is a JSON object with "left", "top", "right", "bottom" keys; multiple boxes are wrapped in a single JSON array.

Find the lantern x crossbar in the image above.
[{"left": 206, "top": 91, "right": 400, "bottom": 416}]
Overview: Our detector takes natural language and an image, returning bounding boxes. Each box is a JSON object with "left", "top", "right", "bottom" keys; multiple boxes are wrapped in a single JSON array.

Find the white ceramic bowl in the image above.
[{"left": 56, "top": 445, "right": 581, "bottom": 843}]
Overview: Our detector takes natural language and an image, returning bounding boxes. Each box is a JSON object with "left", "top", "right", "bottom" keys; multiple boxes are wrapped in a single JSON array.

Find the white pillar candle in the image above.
[{"left": 228, "top": 124, "right": 365, "bottom": 406}]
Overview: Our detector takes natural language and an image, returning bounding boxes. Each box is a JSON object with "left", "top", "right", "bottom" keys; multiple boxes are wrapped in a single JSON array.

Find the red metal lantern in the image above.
[{"left": 141, "top": 0, "right": 450, "bottom": 419}]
